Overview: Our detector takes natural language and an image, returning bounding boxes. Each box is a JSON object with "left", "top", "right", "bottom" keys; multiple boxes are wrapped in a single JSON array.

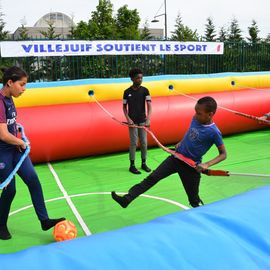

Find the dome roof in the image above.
[{"left": 34, "top": 12, "right": 74, "bottom": 27}]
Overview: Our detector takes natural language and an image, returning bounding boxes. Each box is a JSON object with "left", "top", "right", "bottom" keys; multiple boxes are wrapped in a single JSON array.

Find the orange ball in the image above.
[{"left": 53, "top": 220, "right": 77, "bottom": 242}]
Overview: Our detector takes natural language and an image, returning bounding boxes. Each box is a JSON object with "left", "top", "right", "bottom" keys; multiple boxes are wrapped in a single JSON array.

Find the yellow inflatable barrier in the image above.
[{"left": 14, "top": 72, "right": 270, "bottom": 108}]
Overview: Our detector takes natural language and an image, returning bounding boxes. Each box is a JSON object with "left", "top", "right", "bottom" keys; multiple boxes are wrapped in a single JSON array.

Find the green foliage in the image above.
[
  {"left": 171, "top": 14, "right": 199, "bottom": 41},
  {"left": 68, "top": 24, "right": 76, "bottom": 39},
  {"left": 73, "top": 21, "right": 91, "bottom": 40},
  {"left": 0, "top": 9, "right": 12, "bottom": 68},
  {"left": 228, "top": 18, "right": 243, "bottom": 42},
  {"left": 13, "top": 25, "right": 38, "bottom": 81},
  {"left": 265, "top": 34, "right": 270, "bottom": 43},
  {"left": 1, "top": 3, "right": 270, "bottom": 81},
  {"left": 0, "top": 10, "right": 8, "bottom": 41},
  {"left": 204, "top": 17, "right": 216, "bottom": 41},
  {"left": 218, "top": 26, "right": 227, "bottom": 42},
  {"left": 90, "top": 0, "right": 117, "bottom": 39},
  {"left": 140, "top": 21, "right": 153, "bottom": 40},
  {"left": 115, "top": 5, "right": 140, "bottom": 40},
  {"left": 38, "top": 21, "right": 68, "bottom": 81},
  {"left": 72, "top": 0, "right": 117, "bottom": 40},
  {"left": 40, "top": 20, "right": 61, "bottom": 39},
  {"left": 18, "top": 25, "right": 30, "bottom": 40},
  {"left": 247, "top": 20, "right": 261, "bottom": 43},
  {"left": 73, "top": 1, "right": 141, "bottom": 40}
]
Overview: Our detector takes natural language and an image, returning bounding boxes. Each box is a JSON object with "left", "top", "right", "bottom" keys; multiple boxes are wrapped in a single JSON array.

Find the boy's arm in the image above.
[
  {"left": 196, "top": 145, "right": 227, "bottom": 172},
  {"left": 123, "top": 104, "right": 134, "bottom": 125},
  {"left": 145, "top": 101, "right": 152, "bottom": 127}
]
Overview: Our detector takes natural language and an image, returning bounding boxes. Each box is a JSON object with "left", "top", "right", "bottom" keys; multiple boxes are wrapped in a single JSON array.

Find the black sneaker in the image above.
[
  {"left": 0, "top": 225, "right": 12, "bottom": 240},
  {"left": 129, "top": 166, "right": 141, "bottom": 174},
  {"left": 141, "top": 164, "right": 151, "bottom": 172},
  {"left": 41, "top": 217, "right": 66, "bottom": 231},
  {"left": 111, "top": 191, "right": 130, "bottom": 208},
  {"left": 190, "top": 199, "right": 204, "bottom": 208}
]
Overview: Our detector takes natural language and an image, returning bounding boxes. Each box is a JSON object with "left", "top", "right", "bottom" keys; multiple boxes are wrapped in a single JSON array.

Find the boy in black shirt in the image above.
[{"left": 123, "top": 68, "right": 152, "bottom": 174}]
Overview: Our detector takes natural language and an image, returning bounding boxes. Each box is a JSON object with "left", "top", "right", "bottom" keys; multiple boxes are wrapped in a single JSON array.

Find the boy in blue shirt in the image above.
[{"left": 111, "top": 96, "right": 227, "bottom": 208}]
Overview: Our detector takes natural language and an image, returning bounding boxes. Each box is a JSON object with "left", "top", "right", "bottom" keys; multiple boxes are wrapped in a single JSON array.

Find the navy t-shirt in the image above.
[
  {"left": 176, "top": 117, "right": 224, "bottom": 163},
  {"left": 123, "top": 86, "right": 151, "bottom": 124},
  {"left": 0, "top": 93, "right": 17, "bottom": 149}
]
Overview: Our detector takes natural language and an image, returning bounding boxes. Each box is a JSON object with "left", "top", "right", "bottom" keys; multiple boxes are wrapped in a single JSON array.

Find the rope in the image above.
[
  {"left": 170, "top": 86, "right": 270, "bottom": 125},
  {"left": 231, "top": 80, "right": 270, "bottom": 92},
  {"left": 0, "top": 124, "right": 30, "bottom": 189}
]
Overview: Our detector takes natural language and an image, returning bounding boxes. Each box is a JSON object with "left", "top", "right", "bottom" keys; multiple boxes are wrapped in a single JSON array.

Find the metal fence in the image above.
[{"left": 1, "top": 41, "right": 270, "bottom": 82}]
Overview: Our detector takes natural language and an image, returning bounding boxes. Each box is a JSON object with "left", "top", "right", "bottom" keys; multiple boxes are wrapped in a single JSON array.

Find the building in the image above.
[
  {"left": 12, "top": 12, "right": 164, "bottom": 40},
  {"left": 13, "top": 12, "right": 74, "bottom": 40}
]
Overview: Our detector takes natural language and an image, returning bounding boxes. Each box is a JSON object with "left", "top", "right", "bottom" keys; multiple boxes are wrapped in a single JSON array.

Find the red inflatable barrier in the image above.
[{"left": 17, "top": 90, "right": 270, "bottom": 163}]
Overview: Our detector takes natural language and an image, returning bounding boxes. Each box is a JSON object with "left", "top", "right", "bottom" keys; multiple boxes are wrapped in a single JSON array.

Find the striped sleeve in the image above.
[{"left": 145, "top": 88, "right": 151, "bottom": 102}]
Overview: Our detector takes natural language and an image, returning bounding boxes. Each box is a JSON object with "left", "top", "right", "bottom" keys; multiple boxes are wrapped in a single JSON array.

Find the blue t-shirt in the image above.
[
  {"left": 0, "top": 93, "right": 17, "bottom": 150},
  {"left": 176, "top": 117, "right": 224, "bottom": 163}
]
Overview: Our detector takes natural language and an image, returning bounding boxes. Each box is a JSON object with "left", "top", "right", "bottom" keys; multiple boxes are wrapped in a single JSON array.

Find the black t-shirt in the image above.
[{"left": 123, "top": 86, "right": 151, "bottom": 124}]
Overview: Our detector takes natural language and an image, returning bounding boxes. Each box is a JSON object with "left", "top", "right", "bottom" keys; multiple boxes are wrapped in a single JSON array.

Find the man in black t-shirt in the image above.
[{"left": 123, "top": 68, "right": 152, "bottom": 174}]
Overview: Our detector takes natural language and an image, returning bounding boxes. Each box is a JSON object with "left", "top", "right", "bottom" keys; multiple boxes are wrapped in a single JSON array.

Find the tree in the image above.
[
  {"left": 90, "top": 0, "right": 117, "bottom": 40},
  {"left": 0, "top": 9, "right": 8, "bottom": 40},
  {"left": 72, "top": 1, "right": 142, "bottom": 41},
  {"left": 40, "top": 20, "right": 61, "bottom": 39},
  {"left": 39, "top": 21, "right": 64, "bottom": 81},
  {"left": 171, "top": 14, "right": 199, "bottom": 41},
  {"left": 247, "top": 20, "right": 261, "bottom": 43},
  {"left": 140, "top": 20, "right": 153, "bottom": 40},
  {"left": 18, "top": 24, "right": 30, "bottom": 40},
  {"left": 72, "top": 21, "right": 91, "bottom": 39},
  {"left": 72, "top": 0, "right": 117, "bottom": 40},
  {"left": 203, "top": 17, "right": 216, "bottom": 41},
  {"left": 265, "top": 34, "right": 270, "bottom": 43},
  {"left": 14, "top": 23, "right": 39, "bottom": 82},
  {"left": 115, "top": 5, "right": 140, "bottom": 40},
  {"left": 218, "top": 26, "right": 227, "bottom": 42},
  {"left": 228, "top": 17, "right": 243, "bottom": 42},
  {"left": 0, "top": 8, "right": 12, "bottom": 70},
  {"left": 68, "top": 15, "right": 76, "bottom": 39}
]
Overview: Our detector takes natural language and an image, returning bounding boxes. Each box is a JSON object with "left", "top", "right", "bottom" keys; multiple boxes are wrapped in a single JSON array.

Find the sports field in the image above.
[{"left": 1, "top": 129, "right": 269, "bottom": 254}]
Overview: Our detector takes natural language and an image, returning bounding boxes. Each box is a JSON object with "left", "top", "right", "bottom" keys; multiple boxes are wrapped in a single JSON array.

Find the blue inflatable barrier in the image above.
[{"left": 2, "top": 185, "right": 270, "bottom": 269}]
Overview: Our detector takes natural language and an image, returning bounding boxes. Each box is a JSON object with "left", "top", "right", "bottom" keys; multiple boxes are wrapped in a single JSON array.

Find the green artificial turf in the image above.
[{"left": 1, "top": 129, "right": 269, "bottom": 253}]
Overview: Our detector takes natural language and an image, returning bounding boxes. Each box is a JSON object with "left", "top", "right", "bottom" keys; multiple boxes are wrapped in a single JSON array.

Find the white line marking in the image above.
[
  {"left": 71, "top": 192, "right": 190, "bottom": 210},
  {"left": 138, "top": 194, "right": 190, "bottom": 210},
  {"left": 9, "top": 192, "right": 189, "bottom": 216},
  {"left": 47, "top": 162, "right": 92, "bottom": 236}
]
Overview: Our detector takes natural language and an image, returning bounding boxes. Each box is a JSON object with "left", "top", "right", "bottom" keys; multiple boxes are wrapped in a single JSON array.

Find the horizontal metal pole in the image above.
[{"left": 229, "top": 172, "right": 270, "bottom": 178}]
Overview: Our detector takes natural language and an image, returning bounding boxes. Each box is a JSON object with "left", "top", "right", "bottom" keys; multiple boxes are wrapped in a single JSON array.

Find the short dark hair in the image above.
[
  {"left": 129, "top": 68, "right": 143, "bottom": 79},
  {"left": 1, "top": 66, "right": 27, "bottom": 85},
  {"left": 197, "top": 96, "right": 217, "bottom": 113}
]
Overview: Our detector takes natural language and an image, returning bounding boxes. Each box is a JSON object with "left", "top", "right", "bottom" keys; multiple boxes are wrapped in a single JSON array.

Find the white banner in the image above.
[{"left": 0, "top": 40, "right": 224, "bottom": 57}]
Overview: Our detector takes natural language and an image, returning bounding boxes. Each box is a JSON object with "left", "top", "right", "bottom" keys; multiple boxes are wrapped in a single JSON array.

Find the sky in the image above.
[{"left": 1, "top": 0, "right": 270, "bottom": 38}]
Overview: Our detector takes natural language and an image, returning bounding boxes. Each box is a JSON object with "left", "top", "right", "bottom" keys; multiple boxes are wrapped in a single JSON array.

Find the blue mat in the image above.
[{"left": 2, "top": 185, "right": 270, "bottom": 270}]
